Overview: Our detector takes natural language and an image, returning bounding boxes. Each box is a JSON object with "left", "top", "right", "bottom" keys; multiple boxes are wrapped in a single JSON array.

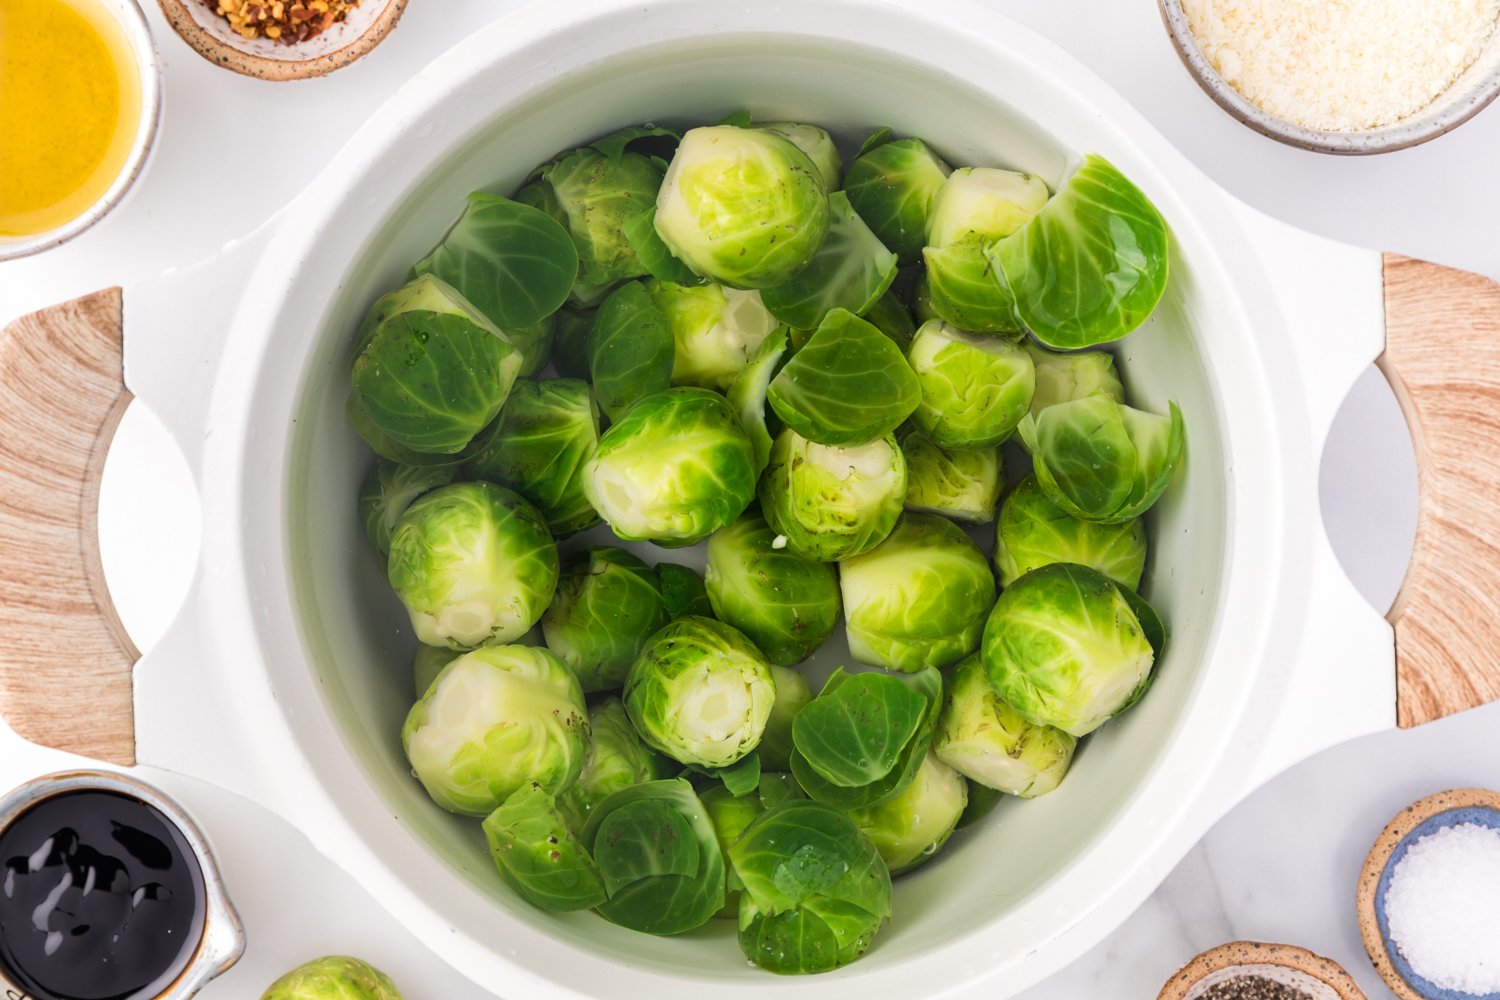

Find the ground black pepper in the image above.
[{"left": 1199, "top": 976, "right": 1315, "bottom": 1000}]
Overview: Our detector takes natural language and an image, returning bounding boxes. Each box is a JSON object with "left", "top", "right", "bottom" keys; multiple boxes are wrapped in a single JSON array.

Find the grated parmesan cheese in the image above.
[{"left": 1181, "top": 0, "right": 1500, "bottom": 131}]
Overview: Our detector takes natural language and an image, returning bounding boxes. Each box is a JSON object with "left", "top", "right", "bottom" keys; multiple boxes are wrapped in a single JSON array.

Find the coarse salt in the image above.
[
  {"left": 1384, "top": 821, "right": 1500, "bottom": 995},
  {"left": 1181, "top": 0, "right": 1500, "bottom": 131}
]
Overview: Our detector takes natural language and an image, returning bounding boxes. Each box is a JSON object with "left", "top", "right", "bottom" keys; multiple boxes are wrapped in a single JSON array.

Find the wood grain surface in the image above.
[
  {"left": 0, "top": 289, "right": 138, "bottom": 764},
  {"left": 1381, "top": 254, "right": 1500, "bottom": 728}
]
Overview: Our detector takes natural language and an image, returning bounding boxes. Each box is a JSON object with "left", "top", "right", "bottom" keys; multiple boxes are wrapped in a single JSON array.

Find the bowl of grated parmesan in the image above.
[{"left": 1160, "top": 0, "right": 1500, "bottom": 153}]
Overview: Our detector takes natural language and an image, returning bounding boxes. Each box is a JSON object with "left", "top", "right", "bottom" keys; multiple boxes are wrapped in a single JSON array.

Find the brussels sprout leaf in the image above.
[
  {"left": 623, "top": 208, "right": 703, "bottom": 287},
  {"left": 791, "top": 671, "right": 925, "bottom": 787},
  {"left": 590, "top": 281, "right": 675, "bottom": 420},
  {"left": 589, "top": 124, "right": 682, "bottom": 162},
  {"left": 483, "top": 782, "right": 606, "bottom": 911},
  {"left": 761, "top": 192, "right": 899, "bottom": 331}
]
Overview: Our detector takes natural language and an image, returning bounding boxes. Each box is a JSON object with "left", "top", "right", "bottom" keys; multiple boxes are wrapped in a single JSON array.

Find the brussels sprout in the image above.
[
  {"left": 981, "top": 563, "right": 1158, "bottom": 737},
  {"left": 759, "top": 665, "right": 812, "bottom": 772},
  {"left": 759, "top": 428, "right": 907, "bottom": 561},
  {"left": 730, "top": 800, "right": 893, "bottom": 974},
  {"left": 1026, "top": 342, "right": 1125, "bottom": 421},
  {"left": 759, "top": 122, "right": 842, "bottom": 190},
  {"left": 581, "top": 778, "right": 726, "bottom": 935},
  {"left": 995, "top": 474, "right": 1147, "bottom": 589},
  {"left": 583, "top": 388, "right": 757, "bottom": 547},
  {"left": 933, "top": 653, "right": 1076, "bottom": 797},
  {"left": 542, "top": 548, "right": 670, "bottom": 691},
  {"left": 654, "top": 125, "right": 830, "bottom": 289},
  {"left": 260, "top": 956, "right": 401, "bottom": 1000},
  {"left": 647, "top": 278, "right": 781, "bottom": 391},
  {"left": 848, "top": 751, "right": 967, "bottom": 874},
  {"left": 657, "top": 563, "right": 714, "bottom": 618},
  {"left": 898, "top": 427, "right": 1002, "bottom": 524},
  {"left": 563, "top": 697, "right": 667, "bottom": 820},
  {"left": 907, "top": 320, "right": 1035, "bottom": 448},
  {"left": 387, "top": 482, "right": 559, "bottom": 649},
  {"left": 624, "top": 616, "right": 775, "bottom": 767},
  {"left": 589, "top": 281, "right": 675, "bottom": 421},
  {"left": 413, "top": 192, "right": 579, "bottom": 330},
  {"left": 760, "top": 192, "right": 899, "bottom": 332},
  {"left": 701, "top": 783, "right": 766, "bottom": 918},
  {"left": 767, "top": 309, "right": 920, "bottom": 447},
  {"left": 349, "top": 275, "right": 522, "bottom": 457},
  {"left": 505, "top": 313, "right": 557, "bottom": 377},
  {"left": 1019, "top": 396, "right": 1185, "bottom": 523},
  {"left": 484, "top": 781, "right": 606, "bottom": 912},
  {"left": 462, "top": 379, "right": 601, "bottom": 537},
  {"left": 727, "top": 328, "right": 790, "bottom": 478},
  {"left": 551, "top": 306, "right": 596, "bottom": 379},
  {"left": 990, "top": 155, "right": 1170, "bottom": 349},
  {"left": 862, "top": 288, "right": 918, "bottom": 353},
  {"left": 345, "top": 394, "right": 465, "bottom": 468},
  {"left": 359, "top": 460, "right": 456, "bottom": 557},
  {"left": 843, "top": 134, "right": 952, "bottom": 264},
  {"left": 402, "top": 645, "right": 587, "bottom": 815},
  {"left": 534, "top": 146, "right": 664, "bottom": 288},
  {"left": 413, "top": 643, "right": 461, "bottom": 698},
  {"left": 705, "top": 513, "right": 842, "bottom": 666},
  {"left": 839, "top": 513, "right": 996, "bottom": 672}
]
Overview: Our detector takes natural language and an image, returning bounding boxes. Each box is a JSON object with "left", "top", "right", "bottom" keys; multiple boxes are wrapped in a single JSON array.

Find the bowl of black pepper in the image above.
[{"left": 1158, "top": 942, "right": 1368, "bottom": 1000}]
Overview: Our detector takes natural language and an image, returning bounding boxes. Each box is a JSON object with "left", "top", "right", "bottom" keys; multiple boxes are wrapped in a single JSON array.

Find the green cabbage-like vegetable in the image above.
[
  {"left": 504, "top": 314, "right": 556, "bottom": 378},
  {"left": 759, "top": 428, "right": 907, "bottom": 561},
  {"left": 533, "top": 146, "right": 664, "bottom": 288},
  {"left": 359, "top": 460, "right": 456, "bottom": 557},
  {"left": 387, "top": 482, "right": 558, "bottom": 649},
  {"left": 583, "top": 388, "right": 757, "bottom": 546},
  {"left": 654, "top": 125, "right": 830, "bottom": 289},
  {"left": 730, "top": 800, "right": 893, "bottom": 974},
  {"left": 767, "top": 309, "right": 920, "bottom": 447},
  {"left": 843, "top": 133, "right": 951, "bottom": 264},
  {"left": 848, "top": 751, "right": 967, "bottom": 874},
  {"left": 908, "top": 319, "right": 1035, "bottom": 448},
  {"left": 1026, "top": 342, "right": 1125, "bottom": 422},
  {"left": 933, "top": 653, "right": 1076, "bottom": 797},
  {"left": 402, "top": 645, "right": 587, "bottom": 815},
  {"left": 542, "top": 548, "right": 670, "bottom": 691},
  {"left": 462, "top": 378, "right": 601, "bottom": 537},
  {"left": 760, "top": 192, "right": 898, "bottom": 332},
  {"left": 839, "top": 513, "right": 996, "bottom": 672},
  {"left": 981, "top": 563, "right": 1158, "bottom": 737},
  {"left": 759, "top": 122, "right": 841, "bottom": 190},
  {"left": 260, "top": 956, "right": 402, "bottom": 1000},
  {"left": 562, "top": 697, "right": 666, "bottom": 821},
  {"left": 589, "top": 280, "right": 675, "bottom": 421},
  {"left": 862, "top": 288, "right": 918, "bottom": 352},
  {"left": 995, "top": 474, "right": 1147, "bottom": 589},
  {"left": 727, "top": 328, "right": 790, "bottom": 478},
  {"left": 412, "top": 643, "right": 461, "bottom": 699},
  {"left": 759, "top": 665, "right": 812, "bottom": 772},
  {"left": 656, "top": 563, "right": 713, "bottom": 618},
  {"left": 647, "top": 278, "right": 780, "bottom": 391},
  {"left": 705, "top": 512, "right": 842, "bottom": 666},
  {"left": 989, "top": 154, "right": 1170, "bottom": 348},
  {"left": 1019, "top": 395, "right": 1185, "bottom": 523},
  {"left": 484, "top": 781, "right": 606, "bottom": 912},
  {"left": 624, "top": 616, "right": 775, "bottom": 767},
  {"left": 899, "top": 427, "right": 1002, "bottom": 524}
]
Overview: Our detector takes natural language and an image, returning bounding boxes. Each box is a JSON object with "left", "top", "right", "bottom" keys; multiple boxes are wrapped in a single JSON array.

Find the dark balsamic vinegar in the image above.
[{"left": 0, "top": 791, "right": 205, "bottom": 1000}]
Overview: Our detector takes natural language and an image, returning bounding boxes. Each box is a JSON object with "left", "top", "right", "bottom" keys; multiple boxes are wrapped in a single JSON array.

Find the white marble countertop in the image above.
[{"left": 3, "top": 1, "right": 1498, "bottom": 997}]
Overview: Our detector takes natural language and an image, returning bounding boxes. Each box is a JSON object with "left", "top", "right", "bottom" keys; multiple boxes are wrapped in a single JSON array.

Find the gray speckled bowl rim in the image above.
[
  {"left": 1374, "top": 805, "right": 1500, "bottom": 1000},
  {"left": 1158, "top": 0, "right": 1500, "bottom": 154}
]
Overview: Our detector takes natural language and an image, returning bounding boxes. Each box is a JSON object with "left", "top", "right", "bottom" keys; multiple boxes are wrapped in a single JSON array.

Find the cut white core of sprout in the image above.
[{"left": 926, "top": 167, "right": 1049, "bottom": 247}]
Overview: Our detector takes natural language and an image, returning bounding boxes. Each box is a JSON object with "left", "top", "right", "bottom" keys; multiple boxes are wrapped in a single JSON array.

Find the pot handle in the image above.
[
  {"left": 0, "top": 289, "right": 139, "bottom": 765},
  {"left": 1381, "top": 253, "right": 1500, "bottom": 727}
]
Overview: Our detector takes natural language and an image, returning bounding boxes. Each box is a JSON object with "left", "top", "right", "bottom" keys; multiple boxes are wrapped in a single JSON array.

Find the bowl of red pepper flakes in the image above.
[{"left": 156, "top": 0, "right": 408, "bottom": 80}]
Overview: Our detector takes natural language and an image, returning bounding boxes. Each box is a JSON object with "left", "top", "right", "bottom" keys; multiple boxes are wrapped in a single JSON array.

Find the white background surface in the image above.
[{"left": 0, "top": 1, "right": 1495, "bottom": 997}]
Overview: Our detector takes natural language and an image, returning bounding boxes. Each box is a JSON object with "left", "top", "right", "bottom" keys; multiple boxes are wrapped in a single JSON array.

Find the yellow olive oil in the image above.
[{"left": 0, "top": 0, "right": 143, "bottom": 236}]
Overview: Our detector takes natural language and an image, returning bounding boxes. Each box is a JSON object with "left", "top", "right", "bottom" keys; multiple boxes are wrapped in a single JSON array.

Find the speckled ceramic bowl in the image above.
[
  {"left": 156, "top": 0, "right": 407, "bottom": 80},
  {"left": 1158, "top": 942, "right": 1367, "bottom": 1000},
  {"left": 1159, "top": 0, "right": 1500, "bottom": 154}
]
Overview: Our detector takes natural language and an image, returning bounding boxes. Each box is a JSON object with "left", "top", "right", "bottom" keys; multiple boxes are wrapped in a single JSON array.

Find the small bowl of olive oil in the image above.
[{"left": 0, "top": 0, "right": 162, "bottom": 261}]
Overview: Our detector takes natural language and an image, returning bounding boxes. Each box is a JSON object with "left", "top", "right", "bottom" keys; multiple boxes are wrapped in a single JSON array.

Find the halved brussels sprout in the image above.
[
  {"left": 760, "top": 192, "right": 899, "bottom": 332},
  {"left": 655, "top": 125, "right": 830, "bottom": 289},
  {"left": 759, "top": 428, "right": 907, "bottom": 562},
  {"left": 1026, "top": 342, "right": 1125, "bottom": 421},
  {"left": 359, "top": 460, "right": 456, "bottom": 558},
  {"left": 730, "top": 800, "right": 893, "bottom": 974},
  {"left": 759, "top": 665, "right": 813, "bottom": 772},
  {"left": 583, "top": 388, "right": 757, "bottom": 546},
  {"left": 624, "top": 616, "right": 775, "bottom": 767},
  {"left": 260, "top": 956, "right": 402, "bottom": 1000},
  {"left": 981, "top": 563, "right": 1158, "bottom": 737},
  {"left": 563, "top": 697, "right": 666, "bottom": 821},
  {"left": 1019, "top": 396, "right": 1185, "bottom": 523},
  {"left": 843, "top": 134, "right": 951, "bottom": 264},
  {"left": 589, "top": 280, "right": 675, "bottom": 421},
  {"left": 907, "top": 319, "right": 1035, "bottom": 448},
  {"left": 387, "top": 482, "right": 558, "bottom": 649},
  {"left": 349, "top": 275, "right": 522, "bottom": 456},
  {"left": 839, "top": 513, "right": 996, "bottom": 672},
  {"left": 989, "top": 155, "right": 1170, "bottom": 348},
  {"left": 656, "top": 562, "right": 713, "bottom": 618},
  {"left": 542, "top": 548, "right": 670, "bottom": 692},
  {"left": 534, "top": 146, "right": 664, "bottom": 288},
  {"left": 412, "top": 643, "right": 461, "bottom": 699},
  {"left": 767, "top": 309, "right": 920, "bottom": 447},
  {"left": 933, "top": 653, "right": 1076, "bottom": 797},
  {"left": 759, "top": 122, "right": 842, "bottom": 190},
  {"left": 995, "top": 474, "right": 1147, "bottom": 589},
  {"left": 647, "top": 278, "right": 780, "bottom": 391},
  {"left": 462, "top": 378, "right": 601, "bottom": 537},
  {"left": 848, "top": 751, "right": 967, "bottom": 874},
  {"left": 484, "top": 781, "right": 606, "bottom": 912},
  {"left": 727, "top": 328, "right": 790, "bottom": 478},
  {"left": 898, "top": 427, "right": 1002, "bottom": 524},
  {"left": 402, "top": 645, "right": 587, "bottom": 815},
  {"left": 705, "top": 512, "right": 842, "bottom": 666}
]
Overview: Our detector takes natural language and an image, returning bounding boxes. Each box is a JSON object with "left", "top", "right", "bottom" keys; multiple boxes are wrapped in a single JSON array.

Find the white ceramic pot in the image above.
[{"left": 2, "top": 2, "right": 1498, "bottom": 997}]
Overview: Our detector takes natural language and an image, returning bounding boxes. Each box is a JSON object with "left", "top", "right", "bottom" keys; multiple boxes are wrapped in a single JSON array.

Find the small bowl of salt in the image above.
[
  {"left": 1159, "top": 0, "right": 1500, "bottom": 153},
  {"left": 1359, "top": 788, "right": 1500, "bottom": 999}
]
